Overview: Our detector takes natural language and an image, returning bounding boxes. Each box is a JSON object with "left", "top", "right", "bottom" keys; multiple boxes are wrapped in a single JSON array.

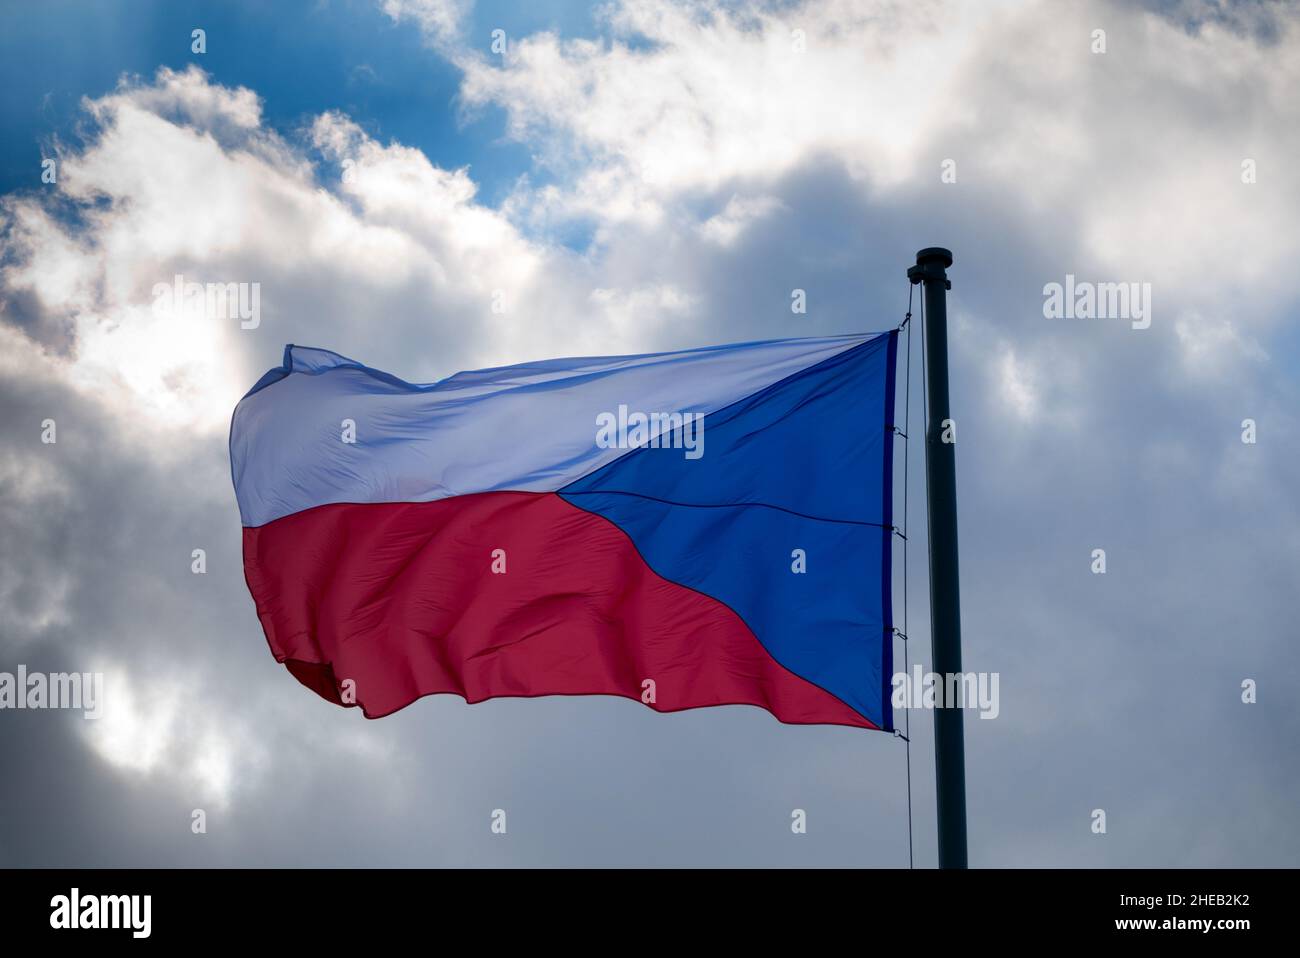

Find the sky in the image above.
[{"left": 1, "top": 0, "right": 1298, "bottom": 867}]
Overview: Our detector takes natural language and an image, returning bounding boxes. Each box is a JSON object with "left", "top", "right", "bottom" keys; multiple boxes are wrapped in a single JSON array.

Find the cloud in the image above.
[
  {"left": 1173, "top": 312, "right": 1268, "bottom": 379},
  {"left": 458, "top": 0, "right": 984, "bottom": 213},
  {"left": 461, "top": 0, "right": 1300, "bottom": 322},
  {"left": 698, "top": 194, "right": 784, "bottom": 246},
  {"left": 380, "top": 0, "right": 473, "bottom": 48},
  {"left": 1, "top": 65, "right": 710, "bottom": 442}
]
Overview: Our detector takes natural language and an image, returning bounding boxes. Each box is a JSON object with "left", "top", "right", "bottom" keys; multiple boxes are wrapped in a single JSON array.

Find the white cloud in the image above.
[
  {"left": 98, "top": 62, "right": 264, "bottom": 132},
  {"left": 996, "top": 346, "right": 1039, "bottom": 423},
  {"left": 79, "top": 665, "right": 253, "bottom": 810},
  {"left": 1174, "top": 312, "right": 1268, "bottom": 379},
  {"left": 698, "top": 194, "right": 784, "bottom": 246},
  {"left": 380, "top": 0, "right": 472, "bottom": 48},
  {"left": 0, "top": 65, "right": 703, "bottom": 439},
  {"left": 459, "top": 0, "right": 998, "bottom": 214},
  {"left": 458, "top": 0, "right": 1300, "bottom": 327},
  {"left": 588, "top": 282, "right": 697, "bottom": 326}
]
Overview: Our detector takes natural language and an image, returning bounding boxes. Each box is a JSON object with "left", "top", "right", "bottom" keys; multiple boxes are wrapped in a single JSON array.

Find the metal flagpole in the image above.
[{"left": 907, "top": 247, "right": 968, "bottom": 869}]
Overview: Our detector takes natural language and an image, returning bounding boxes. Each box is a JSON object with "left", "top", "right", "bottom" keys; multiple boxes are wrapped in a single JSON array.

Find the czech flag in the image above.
[{"left": 231, "top": 331, "right": 898, "bottom": 730}]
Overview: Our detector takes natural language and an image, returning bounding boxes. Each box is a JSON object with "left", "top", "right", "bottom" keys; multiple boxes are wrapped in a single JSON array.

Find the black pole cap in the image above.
[{"left": 907, "top": 247, "right": 953, "bottom": 286}]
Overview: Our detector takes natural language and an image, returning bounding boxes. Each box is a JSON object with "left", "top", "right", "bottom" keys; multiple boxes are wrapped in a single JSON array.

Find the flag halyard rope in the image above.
[{"left": 894, "top": 280, "right": 916, "bottom": 869}]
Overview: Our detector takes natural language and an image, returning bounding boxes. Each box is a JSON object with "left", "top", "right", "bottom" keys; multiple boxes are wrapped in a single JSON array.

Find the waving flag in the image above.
[{"left": 230, "top": 331, "right": 897, "bottom": 730}]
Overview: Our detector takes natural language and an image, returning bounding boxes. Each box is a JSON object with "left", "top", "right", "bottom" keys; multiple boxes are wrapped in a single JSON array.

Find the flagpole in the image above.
[{"left": 907, "top": 247, "right": 968, "bottom": 869}]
